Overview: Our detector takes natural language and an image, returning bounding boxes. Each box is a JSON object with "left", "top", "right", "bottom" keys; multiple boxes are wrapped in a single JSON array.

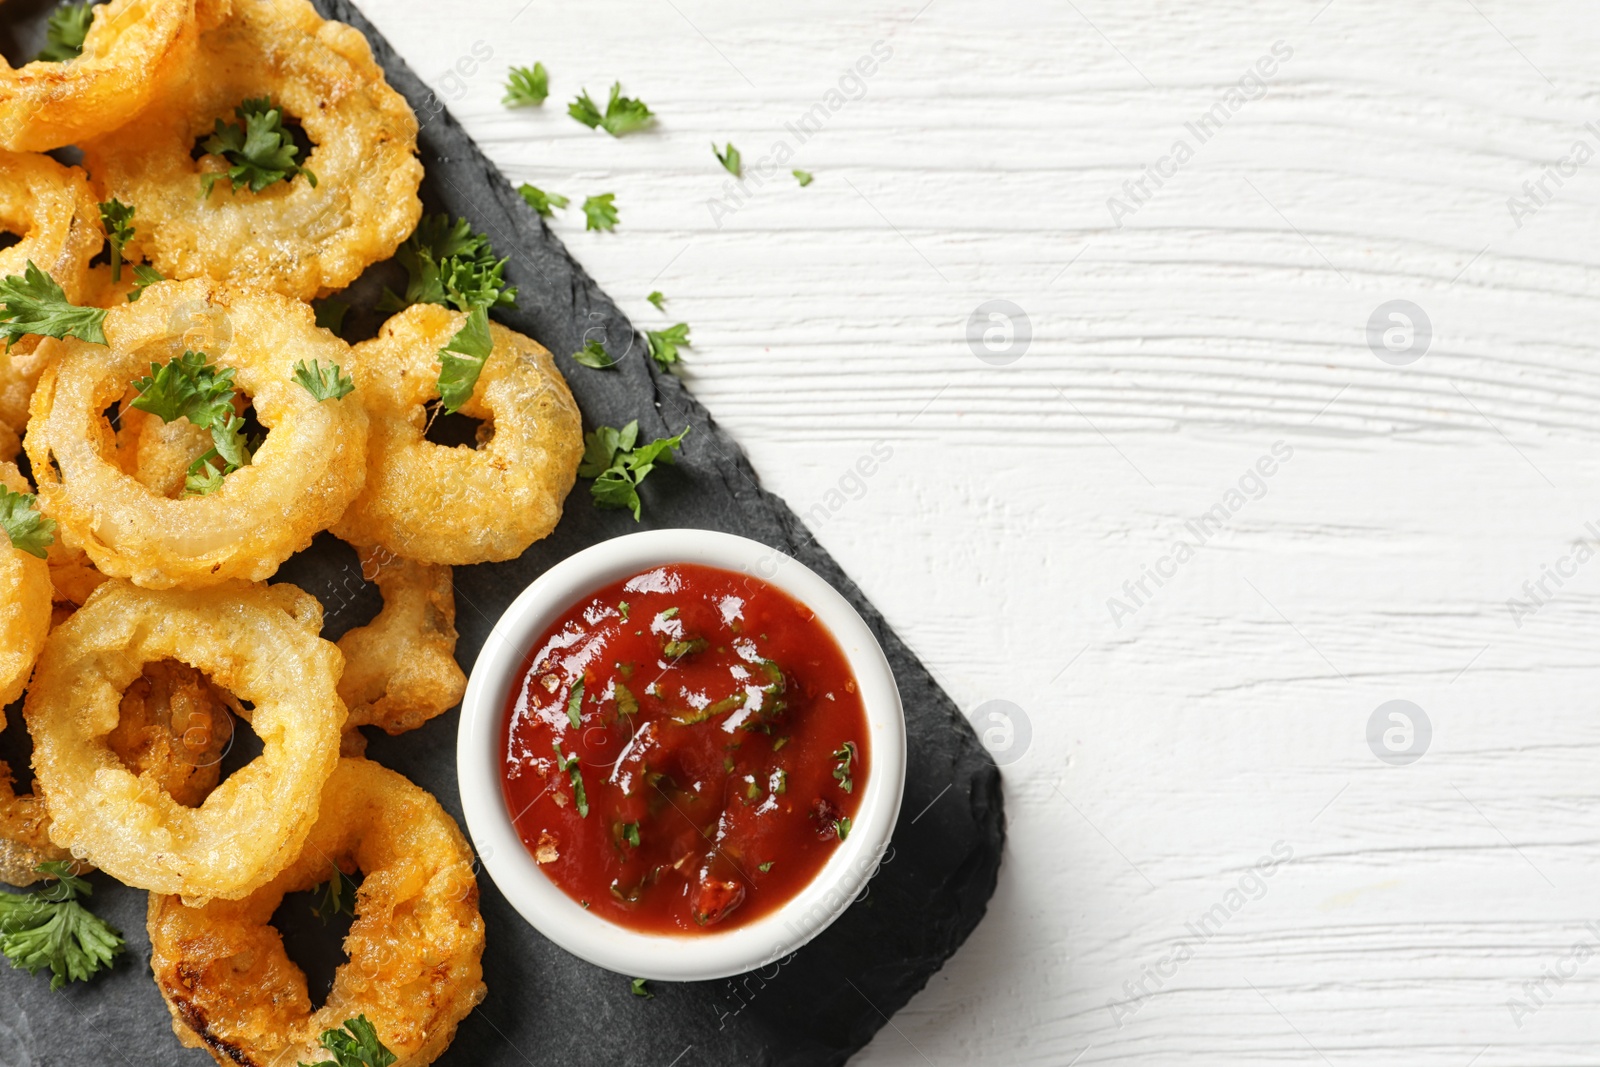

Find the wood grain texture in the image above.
[{"left": 359, "top": 0, "right": 1600, "bottom": 1062}]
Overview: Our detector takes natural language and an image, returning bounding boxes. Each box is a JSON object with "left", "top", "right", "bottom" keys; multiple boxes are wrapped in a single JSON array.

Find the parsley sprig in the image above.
[
  {"left": 129, "top": 351, "right": 257, "bottom": 496},
  {"left": 127, "top": 264, "right": 163, "bottom": 302},
  {"left": 436, "top": 305, "right": 493, "bottom": 416},
  {"left": 201, "top": 97, "right": 318, "bottom": 196},
  {"left": 552, "top": 741, "right": 590, "bottom": 817},
  {"left": 0, "top": 485, "right": 55, "bottom": 558},
  {"left": 99, "top": 199, "right": 135, "bottom": 282},
  {"left": 646, "top": 323, "right": 691, "bottom": 368},
  {"left": 293, "top": 359, "right": 354, "bottom": 401},
  {"left": 578, "top": 421, "right": 689, "bottom": 520},
  {"left": 36, "top": 3, "right": 92, "bottom": 62},
  {"left": 0, "top": 861, "right": 124, "bottom": 990},
  {"left": 568, "top": 82, "right": 654, "bottom": 136},
  {"left": 831, "top": 741, "right": 857, "bottom": 794},
  {"left": 0, "top": 261, "right": 107, "bottom": 347},
  {"left": 572, "top": 340, "right": 615, "bottom": 369},
  {"left": 311, "top": 866, "right": 358, "bottom": 923},
  {"left": 503, "top": 63, "right": 549, "bottom": 107},
  {"left": 583, "top": 193, "right": 619, "bottom": 232},
  {"left": 517, "top": 183, "right": 569, "bottom": 218},
  {"left": 298, "top": 1015, "right": 396, "bottom": 1067},
  {"left": 713, "top": 142, "right": 742, "bottom": 177}
]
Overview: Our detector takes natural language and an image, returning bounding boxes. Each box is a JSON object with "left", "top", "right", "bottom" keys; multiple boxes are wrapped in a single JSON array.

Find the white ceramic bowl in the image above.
[{"left": 457, "top": 528, "right": 907, "bottom": 981}]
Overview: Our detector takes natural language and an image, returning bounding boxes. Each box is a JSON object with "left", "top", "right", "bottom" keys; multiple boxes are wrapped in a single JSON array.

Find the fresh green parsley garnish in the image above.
[
  {"left": 297, "top": 1014, "right": 396, "bottom": 1067},
  {"left": 582, "top": 193, "right": 619, "bottom": 232},
  {"left": 630, "top": 977, "right": 653, "bottom": 998},
  {"left": 621, "top": 822, "right": 641, "bottom": 848},
  {"left": 314, "top": 298, "right": 349, "bottom": 337},
  {"left": 793, "top": 169, "right": 814, "bottom": 187},
  {"left": 201, "top": 96, "right": 317, "bottom": 196},
  {"left": 647, "top": 290, "right": 666, "bottom": 311},
  {"left": 0, "top": 486, "right": 55, "bottom": 558},
  {"left": 758, "top": 861, "right": 774, "bottom": 872},
  {"left": 503, "top": 62, "right": 549, "bottom": 107},
  {"left": 380, "top": 215, "right": 517, "bottom": 315},
  {"left": 772, "top": 736, "right": 789, "bottom": 752},
  {"left": 615, "top": 681, "right": 639, "bottom": 717},
  {"left": 292, "top": 359, "right": 354, "bottom": 401},
  {"left": 831, "top": 741, "right": 857, "bottom": 794},
  {"left": 517, "top": 183, "right": 569, "bottom": 217},
  {"left": 311, "top": 866, "right": 357, "bottom": 923},
  {"left": 0, "top": 260, "right": 107, "bottom": 347},
  {"left": 0, "top": 861, "right": 123, "bottom": 990},
  {"left": 130, "top": 350, "right": 257, "bottom": 495},
  {"left": 127, "top": 264, "right": 163, "bottom": 302},
  {"left": 713, "top": 142, "right": 742, "bottom": 177},
  {"left": 833, "top": 816, "right": 852, "bottom": 842},
  {"left": 659, "top": 607, "right": 679, "bottom": 620},
  {"left": 435, "top": 305, "right": 492, "bottom": 416},
  {"left": 36, "top": 3, "right": 93, "bottom": 63},
  {"left": 566, "top": 679, "right": 584, "bottom": 729},
  {"left": 577, "top": 421, "right": 690, "bottom": 520},
  {"left": 662, "top": 637, "right": 708, "bottom": 659},
  {"left": 552, "top": 741, "right": 589, "bottom": 817},
  {"left": 646, "top": 323, "right": 691, "bottom": 368},
  {"left": 98, "top": 199, "right": 135, "bottom": 282},
  {"left": 572, "top": 339, "right": 615, "bottom": 369},
  {"left": 568, "top": 82, "right": 654, "bottom": 136},
  {"left": 618, "top": 601, "right": 630, "bottom": 619}
]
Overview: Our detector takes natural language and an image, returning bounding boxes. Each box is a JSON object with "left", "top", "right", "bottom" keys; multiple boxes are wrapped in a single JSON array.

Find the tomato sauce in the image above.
[{"left": 501, "top": 562, "right": 870, "bottom": 933}]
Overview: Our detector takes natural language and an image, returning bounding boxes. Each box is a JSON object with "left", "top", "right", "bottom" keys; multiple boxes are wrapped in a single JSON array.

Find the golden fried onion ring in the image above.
[
  {"left": 337, "top": 545, "right": 465, "bottom": 735},
  {"left": 0, "top": 0, "right": 210, "bottom": 152},
  {"left": 24, "top": 579, "right": 345, "bottom": 900},
  {"left": 333, "top": 304, "right": 583, "bottom": 564},
  {"left": 0, "top": 150, "right": 102, "bottom": 366},
  {"left": 149, "top": 757, "right": 485, "bottom": 1066},
  {"left": 26, "top": 278, "right": 369, "bottom": 589},
  {"left": 0, "top": 462, "right": 74, "bottom": 885},
  {"left": 81, "top": 0, "right": 422, "bottom": 300}
]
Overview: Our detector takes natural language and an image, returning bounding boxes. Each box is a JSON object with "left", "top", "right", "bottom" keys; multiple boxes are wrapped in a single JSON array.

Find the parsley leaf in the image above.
[
  {"left": 292, "top": 359, "right": 354, "bottom": 401},
  {"left": 297, "top": 1015, "right": 396, "bottom": 1067},
  {"left": 568, "top": 82, "right": 654, "bottom": 136},
  {"left": 314, "top": 298, "right": 349, "bottom": 337},
  {"left": 380, "top": 215, "right": 516, "bottom": 315},
  {"left": 0, "top": 861, "right": 124, "bottom": 990},
  {"left": 0, "top": 486, "right": 55, "bottom": 558},
  {"left": 35, "top": 3, "right": 93, "bottom": 62},
  {"left": 713, "top": 142, "right": 742, "bottom": 177},
  {"left": 436, "top": 305, "right": 493, "bottom": 416},
  {"left": 759, "top": 861, "right": 774, "bottom": 872},
  {"left": 552, "top": 741, "right": 589, "bottom": 817},
  {"left": 646, "top": 323, "right": 691, "bottom": 368},
  {"left": 572, "top": 340, "right": 615, "bottom": 369},
  {"left": 127, "top": 264, "right": 163, "bottom": 302},
  {"left": 98, "top": 199, "right": 135, "bottom": 282},
  {"left": 0, "top": 261, "right": 107, "bottom": 347},
  {"left": 833, "top": 816, "right": 852, "bottom": 841},
  {"left": 129, "top": 350, "right": 237, "bottom": 428},
  {"left": 793, "top": 169, "right": 814, "bottom": 187},
  {"left": 184, "top": 458, "right": 225, "bottom": 497},
  {"left": 831, "top": 741, "right": 857, "bottom": 794},
  {"left": 201, "top": 97, "right": 317, "bottom": 196},
  {"left": 311, "top": 866, "right": 357, "bottom": 923},
  {"left": 503, "top": 62, "right": 549, "bottom": 107},
  {"left": 630, "top": 977, "right": 653, "bottom": 998},
  {"left": 582, "top": 193, "right": 619, "bottom": 232},
  {"left": 579, "top": 421, "right": 689, "bottom": 520},
  {"left": 566, "top": 679, "right": 584, "bottom": 729},
  {"left": 647, "top": 290, "right": 666, "bottom": 312},
  {"left": 209, "top": 411, "right": 252, "bottom": 471},
  {"left": 517, "top": 183, "right": 569, "bottom": 217}
]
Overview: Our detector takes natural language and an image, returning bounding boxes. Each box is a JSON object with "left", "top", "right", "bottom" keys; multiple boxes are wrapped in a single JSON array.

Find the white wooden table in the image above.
[{"left": 364, "top": 1, "right": 1600, "bottom": 1062}]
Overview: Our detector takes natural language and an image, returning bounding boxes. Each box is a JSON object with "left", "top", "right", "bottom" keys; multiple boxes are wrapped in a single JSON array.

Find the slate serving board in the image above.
[{"left": 0, "top": 3, "right": 1006, "bottom": 1064}]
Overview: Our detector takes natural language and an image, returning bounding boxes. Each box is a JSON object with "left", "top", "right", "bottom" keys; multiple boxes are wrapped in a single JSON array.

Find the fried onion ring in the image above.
[
  {"left": 0, "top": 150, "right": 102, "bottom": 361},
  {"left": 336, "top": 545, "right": 465, "bottom": 735},
  {"left": 24, "top": 578, "right": 345, "bottom": 900},
  {"left": 333, "top": 304, "right": 583, "bottom": 564},
  {"left": 0, "top": 0, "right": 214, "bottom": 152},
  {"left": 25, "top": 279, "right": 369, "bottom": 588},
  {"left": 148, "top": 757, "right": 485, "bottom": 1066},
  {"left": 81, "top": 0, "right": 422, "bottom": 300},
  {"left": 0, "top": 461, "right": 69, "bottom": 886}
]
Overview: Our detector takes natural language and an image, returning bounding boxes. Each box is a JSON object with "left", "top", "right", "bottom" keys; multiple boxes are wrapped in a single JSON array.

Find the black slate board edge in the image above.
[{"left": 0, "top": 2, "right": 1007, "bottom": 1064}]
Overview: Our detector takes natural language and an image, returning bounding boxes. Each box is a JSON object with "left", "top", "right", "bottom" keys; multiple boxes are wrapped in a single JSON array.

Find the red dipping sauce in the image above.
[{"left": 501, "top": 562, "right": 870, "bottom": 933}]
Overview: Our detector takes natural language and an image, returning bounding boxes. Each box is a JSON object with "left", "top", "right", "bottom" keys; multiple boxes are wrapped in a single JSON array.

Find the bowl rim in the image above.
[{"left": 456, "top": 527, "right": 907, "bottom": 981}]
